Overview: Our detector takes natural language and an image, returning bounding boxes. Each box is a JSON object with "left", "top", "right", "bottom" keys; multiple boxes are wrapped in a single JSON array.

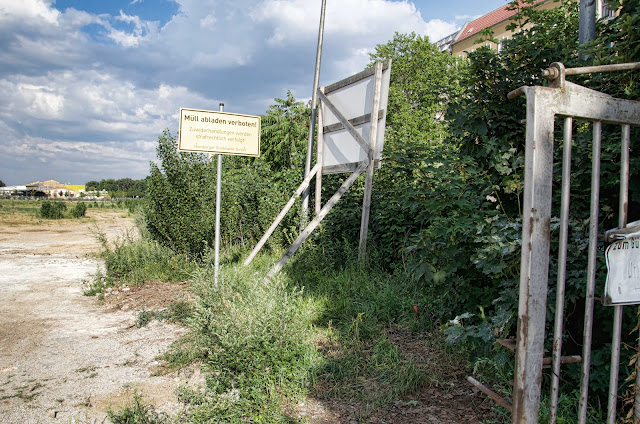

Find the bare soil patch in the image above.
[{"left": 0, "top": 209, "right": 200, "bottom": 424}]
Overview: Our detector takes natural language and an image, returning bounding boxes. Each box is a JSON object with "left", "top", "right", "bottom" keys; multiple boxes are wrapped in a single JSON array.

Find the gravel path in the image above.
[{"left": 0, "top": 211, "right": 195, "bottom": 423}]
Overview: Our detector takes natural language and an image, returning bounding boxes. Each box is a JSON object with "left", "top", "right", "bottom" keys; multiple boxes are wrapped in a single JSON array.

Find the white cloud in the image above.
[
  {"left": 104, "top": 10, "right": 160, "bottom": 47},
  {"left": 252, "top": 0, "right": 453, "bottom": 45},
  {"left": 200, "top": 13, "right": 217, "bottom": 29},
  {"left": 455, "top": 14, "right": 481, "bottom": 22},
  {"left": 0, "top": 0, "right": 60, "bottom": 24},
  {"left": 426, "top": 19, "right": 459, "bottom": 41},
  {"left": 0, "top": 0, "right": 456, "bottom": 184}
]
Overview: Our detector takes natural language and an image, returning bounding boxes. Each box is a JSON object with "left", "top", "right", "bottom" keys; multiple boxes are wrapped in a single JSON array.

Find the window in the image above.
[
  {"left": 601, "top": 0, "right": 615, "bottom": 19},
  {"left": 498, "top": 37, "right": 508, "bottom": 52}
]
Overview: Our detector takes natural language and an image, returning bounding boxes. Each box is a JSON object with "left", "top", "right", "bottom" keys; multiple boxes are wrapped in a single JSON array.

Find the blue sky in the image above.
[{"left": 0, "top": 0, "right": 509, "bottom": 185}]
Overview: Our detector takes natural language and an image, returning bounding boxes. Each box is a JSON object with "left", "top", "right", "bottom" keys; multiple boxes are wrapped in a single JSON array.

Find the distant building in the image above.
[
  {"left": 25, "top": 180, "right": 86, "bottom": 198},
  {"left": 65, "top": 185, "right": 86, "bottom": 197},
  {"left": 440, "top": 0, "right": 617, "bottom": 58},
  {"left": 0, "top": 186, "right": 27, "bottom": 196},
  {"left": 434, "top": 29, "right": 463, "bottom": 54}
]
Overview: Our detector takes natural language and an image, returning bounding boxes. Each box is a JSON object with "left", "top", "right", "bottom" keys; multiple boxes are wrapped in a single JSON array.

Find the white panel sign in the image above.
[
  {"left": 321, "top": 64, "right": 391, "bottom": 170},
  {"left": 604, "top": 235, "right": 640, "bottom": 305},
  {"left": 179, "top": 108, "right": 261, "bottom": 157}
]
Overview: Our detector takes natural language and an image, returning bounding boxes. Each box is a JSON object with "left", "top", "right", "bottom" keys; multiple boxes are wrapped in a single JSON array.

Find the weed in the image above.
[
  {"left": 85, "top": 227, "right": 195, "bottom": 296},
  {"left": 178, "top": 254, "right": 322, "bottom": 421},
  {"left": 155, "top": 333, "right": 202, "bottom": 375},
  {"left": 107, "top": 391, "right": 169, "bottom": 424},
  {"left": 135, "top": 300, "right": 192, "bottom": 328},
  {"left": 135, "top": 306, "right": 170, "bottom": 328}
]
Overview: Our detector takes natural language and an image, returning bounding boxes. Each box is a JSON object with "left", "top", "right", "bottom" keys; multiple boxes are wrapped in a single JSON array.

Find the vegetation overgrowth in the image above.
[
  {"left": 39, "top": 200, "right": 87, "bottom": 219},
  {"left": 0, "top": 198, "right": 138, "bottom": 226},
  {"left": 85, "top": 177, "right": 148, "bottom": 198},
  {"left": 97, "top": 0, "right": 639, "bottom": 422}
]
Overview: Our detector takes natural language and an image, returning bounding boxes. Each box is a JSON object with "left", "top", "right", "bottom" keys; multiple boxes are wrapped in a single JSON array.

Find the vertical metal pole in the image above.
[
  {"left": 578, "top": 121, "right": 602, "bottom": 424},
  {"left": 611, "top": 124, "right": 638, "bottom": 422},
  {"left": 549, "top": 117, "right": 573, "bottom": 424},
  {"left": 579, "top": 0, "right": 597, "bottom": 44},
  {"left": 315, "top": 87, "right": 325, "bottom": 215},
  {"left": 512, "top": 88, "right": 555, "bottom": 424},
  {"left": 302, "top": 0, "right": 327, "bottom": 216},
  {"left": 579, "top": 0, "right": 596, "bottom": 59},
  {"left": 214, "top": 103, "right": 224, "bottom": 289},
  {"left": 606, "top": 125, "right": 628, "bottom": 424}
]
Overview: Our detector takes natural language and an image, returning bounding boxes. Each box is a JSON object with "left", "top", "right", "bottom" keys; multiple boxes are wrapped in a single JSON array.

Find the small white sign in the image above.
[
  {"left": 604, "top": 236, "right": 640, "bottom": 305},
  {"left": 178, "top": 108, "right": 260, "bottom": 157}
]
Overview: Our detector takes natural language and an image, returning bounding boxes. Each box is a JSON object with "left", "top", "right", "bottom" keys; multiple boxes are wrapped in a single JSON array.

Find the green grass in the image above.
[
  {"left": 84, "top": 229, "right": 196, "bottom": 296},
  {"left": 0, "top": 199, "right": 42, "bottom": 224},
  {"left": 103, "top": 241, "right": 474, "bottom": 423},
  {"left": 135, "top": 300, "right": 193, "bottom": 328}
]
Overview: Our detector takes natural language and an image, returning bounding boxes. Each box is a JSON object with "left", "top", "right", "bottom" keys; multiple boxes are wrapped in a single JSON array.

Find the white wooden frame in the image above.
[{"left": 244, "top": 60, "right": 391, "bottom": 279}]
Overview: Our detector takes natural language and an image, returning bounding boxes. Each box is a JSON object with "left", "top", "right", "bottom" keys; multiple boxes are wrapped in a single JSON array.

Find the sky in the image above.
[{"left": 0, "top": 0, "right": 509, "bottom": 186}]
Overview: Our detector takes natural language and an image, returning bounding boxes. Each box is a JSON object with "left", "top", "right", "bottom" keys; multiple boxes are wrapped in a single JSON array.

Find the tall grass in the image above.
[
  {"left": 84, "top": 228, "right": 196, "bottom": 296},
  {"left": 180, "top": 254, "right": 323, "bottom": 422},
  {"left": 100, "top": 241, "right": 478, "bottom": 422}
]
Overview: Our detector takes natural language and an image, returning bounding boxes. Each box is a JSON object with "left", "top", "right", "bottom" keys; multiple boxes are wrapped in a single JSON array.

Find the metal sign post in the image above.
[
  {"left": 213, "top": 103, "right": 224, "bottom": 289},
  {"left": 302, "top": 0, "right": 327, "bottom": 217}
]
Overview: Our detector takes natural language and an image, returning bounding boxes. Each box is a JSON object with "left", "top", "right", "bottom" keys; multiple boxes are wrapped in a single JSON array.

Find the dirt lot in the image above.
[
  {"left": 0, "top": 209, "right": 200, "bottom": 423},
  {"left": 0, "top": 205, "right": 501, "bottom": 423}
]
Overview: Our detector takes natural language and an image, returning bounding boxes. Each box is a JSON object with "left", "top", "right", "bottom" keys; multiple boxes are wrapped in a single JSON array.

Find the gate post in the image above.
[{"left": 512, "top": 88, "right": 556, "bottom": 424}]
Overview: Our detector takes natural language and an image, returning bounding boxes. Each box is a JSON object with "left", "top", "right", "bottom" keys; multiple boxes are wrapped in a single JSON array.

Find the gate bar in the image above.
[
  {"left": 543, "top": 62, "right": 640, "bottom": 79},
  {"left": 608, "top": 124, "right": 631, "bottom": 423},
  {"left": 549, "top": 117, "right": 573, "bottom": 424},
  {"left": 578, "top": 121, "right": 603, "bottom": 424},
  {"left": 512, "top": 87, "right": 556, "bottom": 424}
]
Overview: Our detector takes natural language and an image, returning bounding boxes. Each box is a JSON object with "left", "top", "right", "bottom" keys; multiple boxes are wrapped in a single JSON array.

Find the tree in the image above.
[
  {"left": 260, "top": 90, "right": 309, "bottom": 171},
  {"left": 143, "top": 129, "right": 217, "bottom": 257},
  {"left": 0, "top": 180, "right": 5, "bottom": 187},
  {"left": 369, "top": 32, "right": 465, "bottom": 148}
]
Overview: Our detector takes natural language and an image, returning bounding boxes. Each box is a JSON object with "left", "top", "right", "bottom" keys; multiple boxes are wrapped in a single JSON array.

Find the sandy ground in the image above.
[
  {"left": 0, "top": 210, "right": 199, "bottom": 423},
  {"left": 0, "top": 207, "right": 501, "bottom": 424}
]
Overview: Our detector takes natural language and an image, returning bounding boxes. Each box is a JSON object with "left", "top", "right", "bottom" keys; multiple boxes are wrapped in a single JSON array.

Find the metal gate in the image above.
[{"left": 508, "top": 61, "right": 640, "bottom": 424}]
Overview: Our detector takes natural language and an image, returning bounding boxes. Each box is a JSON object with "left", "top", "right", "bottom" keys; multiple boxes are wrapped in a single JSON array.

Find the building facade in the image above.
[{"left": 433, "top": 0, "right": 617, "bottom": 57}]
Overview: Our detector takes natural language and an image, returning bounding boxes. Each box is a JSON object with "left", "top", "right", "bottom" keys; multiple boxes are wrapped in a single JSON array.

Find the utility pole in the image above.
[
  {"left": 579, "top": 0, "right": 596, "bottom": 58},
  {"left": 301, "top": 0, "right": 326, "bottom": 217}
]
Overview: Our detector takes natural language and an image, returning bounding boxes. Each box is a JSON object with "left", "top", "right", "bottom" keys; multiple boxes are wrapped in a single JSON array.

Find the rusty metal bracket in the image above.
[
  {"left": 543, "top": 62, "right": 566, "bottom": 89},
  {"left": 605, "top": 220, "right": 640, "bottom": 243}
]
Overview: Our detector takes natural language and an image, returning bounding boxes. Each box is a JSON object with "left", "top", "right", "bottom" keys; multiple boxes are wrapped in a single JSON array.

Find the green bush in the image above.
[
  {"left": 143, "top": 130, "right": 217, "bottom": 258},
  {"left": 85, "top": 229, "right": 196, "bottom": 295},
  {"left": 183, "top": 257, "right": 322, "bottom": 422},
  {"left": 39, "top": 201, "right": 67, "bottom": 219},
  {"left": 69, "top": 202, "right": 87, "bottom": 218}
]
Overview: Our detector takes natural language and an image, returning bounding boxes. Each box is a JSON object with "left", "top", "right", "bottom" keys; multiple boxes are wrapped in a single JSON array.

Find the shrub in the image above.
[
  {"left": 39, "top": 201, "right": 67, "bottom": 219},
  {"left": 69, "top": 202, "right": 87, "bottom": 218},
  {"left": 85, "top": 228, "right": 196, "bottom": 295}
]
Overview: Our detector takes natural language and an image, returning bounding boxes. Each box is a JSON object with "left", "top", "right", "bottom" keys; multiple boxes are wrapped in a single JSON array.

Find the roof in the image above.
[{"left": 455, "top": 0, "right": 545, "bottom": 44}]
